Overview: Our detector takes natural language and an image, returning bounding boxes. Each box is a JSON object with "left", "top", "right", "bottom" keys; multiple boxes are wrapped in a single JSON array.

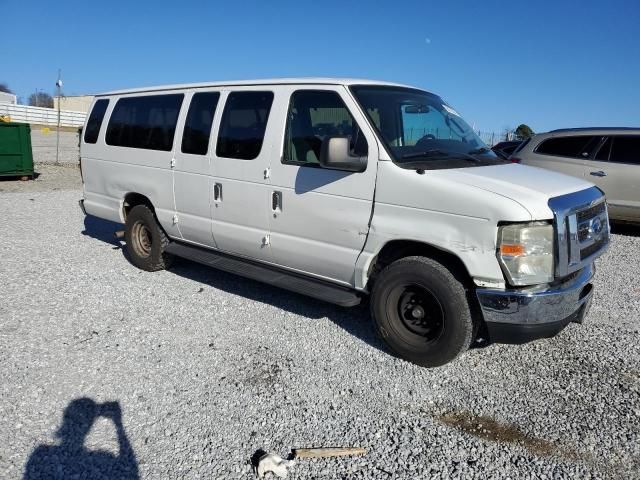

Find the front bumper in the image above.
[{"left": 476, "top": 264, "right": 594, "bottom": 344}]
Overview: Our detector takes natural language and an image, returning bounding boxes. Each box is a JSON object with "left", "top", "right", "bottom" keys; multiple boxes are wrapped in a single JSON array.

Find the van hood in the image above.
[{"left": 433, "top": 163, "right": 595, "bottom": 219}]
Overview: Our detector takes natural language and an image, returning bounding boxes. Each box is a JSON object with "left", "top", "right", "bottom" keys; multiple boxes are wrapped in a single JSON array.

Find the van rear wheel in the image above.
[
  {"left": 370, "top": 256, "right": 473, "bottom": 367},
  {"left": 124, "top": 205, "right": 173, "bottom": 271}
]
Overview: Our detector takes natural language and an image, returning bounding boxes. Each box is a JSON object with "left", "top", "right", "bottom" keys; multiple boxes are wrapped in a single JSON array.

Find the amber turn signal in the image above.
[{"left": 500, "top": 244, "right": 525, "bottom": 256}]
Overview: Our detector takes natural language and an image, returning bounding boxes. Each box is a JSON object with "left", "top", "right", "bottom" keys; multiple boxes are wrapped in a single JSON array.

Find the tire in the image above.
[
  {"left": 124, "top": 204, "right": 174, "bottom": 272},
  {"left": 370, "top": 256, "right": 474, "bottom": 367}
]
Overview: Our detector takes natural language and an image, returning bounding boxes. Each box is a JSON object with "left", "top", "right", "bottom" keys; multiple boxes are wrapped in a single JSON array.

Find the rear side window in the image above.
[
  {"left": 535, "top": 136, "right": 598, "bottom": 158},
  {"left": 181, "top": 92, "right": 220, "bottom": 155},
  {"left": 216, "top": 91, "right": 274, "bottom": 160},
  {"left": 610, "top": 136, "right": 640, "bottom": 164},
  {"left": 106, "top": 94, "right": 184, "bottom": 151},
  {"left": 595, "top": 137, "right": 612, "bottom": 161},
  {"left": 84, "top": 99, "right": 109, "bottom": 144}
]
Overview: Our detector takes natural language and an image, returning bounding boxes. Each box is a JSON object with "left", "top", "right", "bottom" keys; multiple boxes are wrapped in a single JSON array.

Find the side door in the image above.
[
  {"left": 209, "top": 88, "right": 276, "bottom": 261},
  {"left": 585, "top": 135, "right": 640, "bottom": 221},
  {"left": 173, "top": 90, "right": 221, "bottom": 247},
  {"left": 267, "top": 86, "right": 378, "bottom": 286}
]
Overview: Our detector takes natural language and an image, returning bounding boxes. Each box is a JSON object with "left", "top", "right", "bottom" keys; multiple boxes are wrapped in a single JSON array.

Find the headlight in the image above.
[{"left": 497, "top": 222, "right": 554, "bottom": 286}]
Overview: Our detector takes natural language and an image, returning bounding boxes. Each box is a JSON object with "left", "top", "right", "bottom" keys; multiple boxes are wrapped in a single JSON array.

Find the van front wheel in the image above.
[
  {"left": 124, "top": 205, "right": 173, "bottom": 271},
  {"left": 370, "top": 256, "right": 473, "bottom": 367}
]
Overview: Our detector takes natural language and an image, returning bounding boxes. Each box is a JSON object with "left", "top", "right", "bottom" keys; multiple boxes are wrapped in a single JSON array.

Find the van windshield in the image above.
[{"left": 350, "top": 86, "right": 506, "bottom": 169}]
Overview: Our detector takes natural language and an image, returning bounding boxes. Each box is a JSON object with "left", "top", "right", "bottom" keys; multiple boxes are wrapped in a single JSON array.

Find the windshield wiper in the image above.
[
  {"left": 401, "top": 149, "right": 450, "bottom": 159},
  {"left": 401, "top": 149, "right": 480, "bottom": 163}
]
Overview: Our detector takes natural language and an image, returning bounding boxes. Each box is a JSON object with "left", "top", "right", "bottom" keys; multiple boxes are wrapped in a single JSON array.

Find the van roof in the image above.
[{"left": 96, "top": 78, "right": 419, "bottom": 96}]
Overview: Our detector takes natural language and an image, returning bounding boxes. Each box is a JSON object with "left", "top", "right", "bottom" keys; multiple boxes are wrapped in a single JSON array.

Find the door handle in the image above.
[
  {"left": 272, "top": 191, "right": 282, "bottom": 212},
  {"left": 590, "top": 171, "right": 607, "bottom": 177},
  {"left": 213, "top": 183, "right": 222, "bottom": 201}
]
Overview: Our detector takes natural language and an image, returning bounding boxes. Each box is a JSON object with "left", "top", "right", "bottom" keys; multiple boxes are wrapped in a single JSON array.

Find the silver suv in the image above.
[{"left": 514, "top": 128, "right": 639, "bottom": 222}]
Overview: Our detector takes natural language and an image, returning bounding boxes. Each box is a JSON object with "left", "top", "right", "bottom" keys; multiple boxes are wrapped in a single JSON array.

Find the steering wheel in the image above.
[{"left": 415, "top": 133, "right": 436, "bottom": 148}]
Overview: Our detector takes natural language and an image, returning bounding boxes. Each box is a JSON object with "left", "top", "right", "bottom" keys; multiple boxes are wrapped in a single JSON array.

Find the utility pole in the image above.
[{"left": 55, "top": 70, "right": 62, "bottom": 166}]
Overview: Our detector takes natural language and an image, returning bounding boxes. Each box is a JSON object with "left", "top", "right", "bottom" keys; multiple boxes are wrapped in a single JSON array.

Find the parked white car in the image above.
[{"left": 79, "top": 78, "right": 609, "bottom": 367}]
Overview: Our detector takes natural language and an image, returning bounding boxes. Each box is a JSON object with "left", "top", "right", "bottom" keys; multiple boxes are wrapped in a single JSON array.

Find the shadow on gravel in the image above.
[
  {"left": 170, "top": 257, "right": 386, "bottom": 351},
  {"left": 82, "top": 215, "right": 123, "bottom": 248},
  {"left": 24, "top": 398, "right": 139, "bottom": 479},
  {"left": 610, "top": 222, "right": 640, "bottom": 237},
  {"left": 0, "top": 171, "right": 40, "bottom": 182},
  {"left": 82, "top": 216, "right": 386, "bottom": 353}
]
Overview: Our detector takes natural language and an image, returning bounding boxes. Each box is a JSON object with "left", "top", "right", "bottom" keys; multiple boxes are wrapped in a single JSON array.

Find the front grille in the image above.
[
  {"left": 548, "top": 188, "right": 610, "bottom": 278},
  {"left": 581, "top": 237, "right": 607, "bottom": 260},
  {"left": 578, "top": 224, "right": 590, "bottom": 242},
  {"left": 576, "top": 202, "right": 606, "bottom": 224},
  {"left": 576, "top": 202, "right": 609, "bottom": 262}
]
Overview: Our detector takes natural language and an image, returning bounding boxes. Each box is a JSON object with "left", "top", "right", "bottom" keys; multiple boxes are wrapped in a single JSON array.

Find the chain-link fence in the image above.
[{"left": 476, "top": 130, "right": 521, "bottom": 146}]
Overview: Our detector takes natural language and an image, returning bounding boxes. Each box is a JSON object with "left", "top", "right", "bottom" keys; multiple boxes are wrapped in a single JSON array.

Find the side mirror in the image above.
[{"left": 319, "top": 136, "right": 367, "bottom": 173}]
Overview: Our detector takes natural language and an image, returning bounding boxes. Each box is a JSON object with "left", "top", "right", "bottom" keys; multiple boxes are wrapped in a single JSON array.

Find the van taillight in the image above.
[{"left": 510, "top": 157, "right": 521, "bottom": 164}]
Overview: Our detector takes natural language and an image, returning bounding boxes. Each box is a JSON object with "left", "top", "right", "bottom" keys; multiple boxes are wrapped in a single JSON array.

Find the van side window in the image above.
[
  {"left": 106, "top": 94, "right": 184, "bottom": 151},
  {"left": 283, "top": 90, "right": 367, "bottom": 166},
  {"left": 215, "top": 91, "right": 274, "bottom": 160},
  {"left": 609, "top": 136, "right": 640, "bottom": 165},
  {"left": 535, "top": 136, "right": 598, "bottom": 159},
  {"left": 181, "top": 92, "right": 220, "bottom": 155},
  {"left": 84, "top": 99, "right": 109, "bottom": 144}
]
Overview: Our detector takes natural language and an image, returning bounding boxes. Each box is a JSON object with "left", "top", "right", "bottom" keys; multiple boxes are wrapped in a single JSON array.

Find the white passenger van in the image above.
[{"left": 79, "top": 78, "right": 609, "bottom": 367}]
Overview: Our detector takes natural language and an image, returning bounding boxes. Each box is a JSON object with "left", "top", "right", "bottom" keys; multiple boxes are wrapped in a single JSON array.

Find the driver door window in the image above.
[{"left": 283, "top": 90, "right": 367, "bottom": 166}]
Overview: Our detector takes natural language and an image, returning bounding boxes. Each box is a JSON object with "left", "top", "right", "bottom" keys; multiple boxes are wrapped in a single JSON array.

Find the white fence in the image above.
[{"left": 0, "top": 103, "right": 86, "bottom": 127}]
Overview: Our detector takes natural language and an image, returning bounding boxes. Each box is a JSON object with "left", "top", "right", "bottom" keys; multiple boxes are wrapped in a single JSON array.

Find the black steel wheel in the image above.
[
  {"left": 370, "top": 256, "right": 474, "bottom": 367},
  {"left": 394, "top": 284, "right": 445, "bottom": 341}
]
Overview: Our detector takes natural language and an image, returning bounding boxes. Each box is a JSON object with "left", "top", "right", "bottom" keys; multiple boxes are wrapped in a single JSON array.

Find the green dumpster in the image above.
[{"left": 0, "top": 122, "right": 34, "bottom": 178}]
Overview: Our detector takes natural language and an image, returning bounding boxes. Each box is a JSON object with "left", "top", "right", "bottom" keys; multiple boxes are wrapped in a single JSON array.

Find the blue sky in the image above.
[{"left": 3, "top": 0, "right": 639, "bottom": 133}]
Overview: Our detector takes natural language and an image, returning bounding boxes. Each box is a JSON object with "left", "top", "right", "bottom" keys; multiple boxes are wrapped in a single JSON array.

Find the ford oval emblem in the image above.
[{"left": 589, "top": 217, "right": 603, "bottom": 238}]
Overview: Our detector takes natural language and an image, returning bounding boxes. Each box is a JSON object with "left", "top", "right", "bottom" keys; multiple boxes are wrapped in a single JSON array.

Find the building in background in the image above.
[
  {"left": 53, "top": 95, "right": 94, "bottom": 113},
  {"left": 0, "top": 92, "right": 17, "bottom": 104}
]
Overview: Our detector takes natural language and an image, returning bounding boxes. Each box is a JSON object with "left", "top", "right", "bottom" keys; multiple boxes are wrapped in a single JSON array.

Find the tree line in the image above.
[{"left": 1, "top": 82, "right": 54, "bottom": 107}]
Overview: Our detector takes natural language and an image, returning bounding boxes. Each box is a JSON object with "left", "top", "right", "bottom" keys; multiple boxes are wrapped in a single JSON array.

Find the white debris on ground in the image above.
[{"left": 256, "top": 453, "right": 295, "bottom": 478}]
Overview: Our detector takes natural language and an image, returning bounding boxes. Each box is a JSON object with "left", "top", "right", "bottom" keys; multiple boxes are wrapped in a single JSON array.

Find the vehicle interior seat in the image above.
[{"left": 289, "top": 108, "right": 321, "bottom": 164}]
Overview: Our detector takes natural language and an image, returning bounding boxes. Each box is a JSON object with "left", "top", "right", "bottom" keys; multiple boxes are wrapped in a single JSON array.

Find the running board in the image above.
[{"left": 165, "top": 242, "right": 361, "bottom": 307}]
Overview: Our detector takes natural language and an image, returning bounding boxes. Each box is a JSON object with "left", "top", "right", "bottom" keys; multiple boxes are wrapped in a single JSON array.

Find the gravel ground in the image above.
[
  {"left": 1, "top": 166, "right": 639, "bottom": 479},
  {"left": 0, "top": 164, "right": 81, "bottom": 194},
  {"left": 30, "top": 128, "right": 80, "bottom": 165}
]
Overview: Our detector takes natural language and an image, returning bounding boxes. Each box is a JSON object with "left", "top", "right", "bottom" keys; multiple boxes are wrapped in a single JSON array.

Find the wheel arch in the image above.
[
  {"left": 122, "top": 192, "right": 155, "bottom": 221},
  {"left": 365, "top": 239, "right": 487, "bottom": 346},
  {"left": 365, "top": 239, "right": 473, "bottom": 291}
]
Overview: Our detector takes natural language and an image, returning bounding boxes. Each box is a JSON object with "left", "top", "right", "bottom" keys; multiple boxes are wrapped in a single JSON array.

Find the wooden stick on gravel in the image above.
[{"left": 293, "top": 447, "right": 367, "bottom": 459}]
